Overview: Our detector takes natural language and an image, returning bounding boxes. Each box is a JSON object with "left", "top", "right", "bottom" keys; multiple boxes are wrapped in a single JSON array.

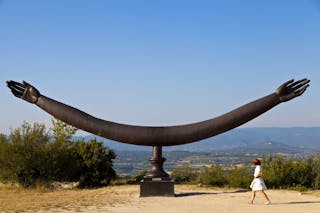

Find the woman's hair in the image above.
[{"left": 253, "top": 159, "right": 261, "bottom": 165}]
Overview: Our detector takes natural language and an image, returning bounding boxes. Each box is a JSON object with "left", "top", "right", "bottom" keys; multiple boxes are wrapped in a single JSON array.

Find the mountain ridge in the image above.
[{"left": 79, "top": 127, "right": 320, "bottom": 152}]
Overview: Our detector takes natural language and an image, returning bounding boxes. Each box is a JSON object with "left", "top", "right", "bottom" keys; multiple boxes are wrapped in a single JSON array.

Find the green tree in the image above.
[
  {"left": 45, "top": 118, "right": 81, "bottom": 181},
  {"left": 308, "top": 153, "right": 320, "bottom": 189},
  {"left": 49, "top": 118, "right": 116, "bottom": 187},
  {"left": 77, "top": 139, "right": 116, "bottom": 188},
  {"left": 51, "top": 118, "right": 77, "bottom": 142},
  {"left": 0, "top": 134, "right": 10, "bottom": 181},
  {"left": 0, "top": 119, "right": 116, "bottom": 188},
  {"left": 262, "top": 154, "right": 314, "bottom": 189},
  {"left": 262, "top": 155, "right": 285, "bottom": 188},
  {"left": 1, "top": 122, "right": 50, "bottom": 186}
]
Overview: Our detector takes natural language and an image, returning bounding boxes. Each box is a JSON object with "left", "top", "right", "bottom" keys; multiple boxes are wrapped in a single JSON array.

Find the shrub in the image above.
[
  {"left": 0, "top": 120, "right": 116, "bottom": 188},
  {"left": 171, "top": 164, "right": 198, "bottom": 184},
  {"left": 44, "top": 139, "right": 81, "bottom": 182},
  {"left": 308, "top": 153, "right": 320, "bottom": 189},
  {"left": 262, "top": 154, "right": 317, "bottom": 189},
  {"left": 77, "top": 139, "right": 116, "bottom": 188},
  {"left": 135, "top": 170, "right": 147, "bottom": 183},
  {"left": 262, "top": 155, "right": 286, "bottom": 188},
  {"left": 0, "top": 122, "right": 50, "bottom": 186},
  {"left": 0, "top": 134, "right": 10, "bottom": 181},
  {"left": 197, "top": 165, "right": 251, "bottom": 188},
  {"left": 225, "top": 166, "right": 251, "bottom": 188},
  {"left": 197, "top": 165, "right": 227, "bottom": 186},
  {"left": 45, "top": 119, "right": 81, "bottom": 182},
  {"left": 51, "top": 118, "right": 77, "bottom": 142}
]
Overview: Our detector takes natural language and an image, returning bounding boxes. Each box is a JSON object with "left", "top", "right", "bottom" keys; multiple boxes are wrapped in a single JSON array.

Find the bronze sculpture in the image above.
[{"left": 7, "top": 78, "right": 310, "bottom": 196}]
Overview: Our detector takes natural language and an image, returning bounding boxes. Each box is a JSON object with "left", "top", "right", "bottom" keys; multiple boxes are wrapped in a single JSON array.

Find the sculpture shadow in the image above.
[
  {"left": 175, "top": 192, "right": 218, "bottom": 197},
  {"left": 175, "top": 189, "right": 249, "bottom": 197},
  {"left": 275, "top": 201, "right": 320, "bottom": 205},
  {"left": 175, "top": 189, "right": 250, "bottom": 197},
  {"left": 258, "top": 200, "right": 320, "bottom": 206},
  {"left": 223, "top": 189, "right": 250, "bottom": 194}
]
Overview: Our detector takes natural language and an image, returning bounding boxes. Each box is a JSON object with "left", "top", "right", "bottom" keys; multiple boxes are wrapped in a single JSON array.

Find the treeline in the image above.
[
  {"left": 2, "top": 121, "right": 320, "bottom": 191},
  {"left": 171, "top": 154, "right": 320, "bottom": 190},
  {"left": 0, "top": 120, "right": 116, "bottom": 188}
]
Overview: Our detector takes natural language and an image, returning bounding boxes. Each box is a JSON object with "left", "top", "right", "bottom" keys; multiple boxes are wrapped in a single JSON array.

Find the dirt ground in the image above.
[{"left": 1, "top": 185, "right": 320, "bottom": 213}]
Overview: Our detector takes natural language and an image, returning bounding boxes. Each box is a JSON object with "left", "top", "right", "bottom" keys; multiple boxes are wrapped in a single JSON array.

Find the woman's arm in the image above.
[{"left": 7, "top": 79, "right": 310, "bottom": 146}]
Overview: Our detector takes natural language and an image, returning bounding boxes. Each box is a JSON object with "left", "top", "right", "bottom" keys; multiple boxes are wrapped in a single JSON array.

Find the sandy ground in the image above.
[{"left": 1, "top": 185, "right": 320, "bottom": 213}]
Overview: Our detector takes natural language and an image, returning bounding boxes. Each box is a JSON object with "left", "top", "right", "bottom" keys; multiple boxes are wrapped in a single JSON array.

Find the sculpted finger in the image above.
[
  {"left": 283, "top": 79, "right": 294, "bottom": 87},
  {"left": 294, "top": 84, "right": 309, "bottom": 97},
  {"left": 11, "top": 84, "right": 25, "bottom": 94},
  {"left": 291, "top": 79, "right": 310, "bottom": 91},
  {"left": 6, "top": 80, "right": 17, "bottom": 89},
  {"left": 11, "top": 88, "right": 23, "bottom": 98},
  {"left": 22, "top": 81, "right": 32, "bottom": 87},
  {"left": 10, "top": 80, "right": 24, "bottom": 87},
  {"left": 10, "top": 85, "right": 25, "bottom": 94},
  {"left": 301, "top": 79, "right": 310, "bottom": 85},
  {"left": 7, "top": 80, "right": 20, "bottom": 85},
  {"left": 7, "top": 81, "right": 26, "bottom": 92},
  {"left": 14, "top": 82, "right": 27, "bottom": 91},
  {"left": 288, "top": 78, "right": 307, "bottom": 88},
  {"left": 6, "top": 80, "right": 12, "bottom": 87}
]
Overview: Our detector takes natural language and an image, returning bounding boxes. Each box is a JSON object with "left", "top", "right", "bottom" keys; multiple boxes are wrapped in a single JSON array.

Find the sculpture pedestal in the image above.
[
  {"left": 140, "top": 177, "right": 175, "bottom": 197},
  {"left": 140, "top": 146, "right": 175, "bottom": 197}
]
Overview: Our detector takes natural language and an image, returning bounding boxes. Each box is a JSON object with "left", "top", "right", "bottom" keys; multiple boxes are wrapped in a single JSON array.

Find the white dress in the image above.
[{"left": 250, "top": 165, "right": 267, "bottom": 191}]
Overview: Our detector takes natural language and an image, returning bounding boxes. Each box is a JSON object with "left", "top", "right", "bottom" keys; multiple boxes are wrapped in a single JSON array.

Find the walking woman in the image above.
[{"left": 250, "top": 159, "right": 271, "bottom": 205}]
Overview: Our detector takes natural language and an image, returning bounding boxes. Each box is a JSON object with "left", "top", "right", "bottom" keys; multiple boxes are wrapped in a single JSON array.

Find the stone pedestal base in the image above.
[{"left": 140, "top": 178, "right": 175, "bottom": 197}]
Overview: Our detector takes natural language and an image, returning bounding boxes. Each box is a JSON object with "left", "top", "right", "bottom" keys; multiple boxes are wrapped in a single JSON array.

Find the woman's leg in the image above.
[
  {"left": 250, "top": 191, "right": 256, "bottom": 204},
  {"left": 261, "top": 190, "right": 271, "bottom": 204}
]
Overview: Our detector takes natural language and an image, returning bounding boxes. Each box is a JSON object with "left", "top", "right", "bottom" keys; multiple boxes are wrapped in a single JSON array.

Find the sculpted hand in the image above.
[
  {"left": 6, "top": 80, "right": 40, "bottom": 104},
  {"left": 276, "top": 78, "right": 310, "bottom": 102}
]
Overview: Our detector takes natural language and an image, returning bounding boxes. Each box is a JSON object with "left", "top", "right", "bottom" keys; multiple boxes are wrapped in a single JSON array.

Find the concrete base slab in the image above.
[{"left": 140, "top": 178, "right": 175, "bottom": 197}]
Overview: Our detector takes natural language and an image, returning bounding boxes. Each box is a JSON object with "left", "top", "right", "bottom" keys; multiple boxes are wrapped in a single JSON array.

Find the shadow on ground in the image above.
[
  {"left": 175, "top": 192, "right": 218, "bottom": 197},
  {"left": 286, "top": 201, "right": 320, "bottom": 205},
  {"left": 176, "top": 189, "right": 250, "bottom": 197},
  {"left": 259, "top": 201, "right": 320, "bottom": 206}
]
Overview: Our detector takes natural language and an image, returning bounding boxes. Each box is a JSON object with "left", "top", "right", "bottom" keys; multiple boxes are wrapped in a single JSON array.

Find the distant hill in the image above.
[
  {"left": 78, "top": 128, "right": 320, "bottom": 175},
  {"left": 220, "top": 141, "right": 314, "bottom": 157},
  {"left": 112, "top": 141, "right": 314, "bottom": 175},
  {"left": 80, "top": 127, "right": 320, "bottom": 152}
]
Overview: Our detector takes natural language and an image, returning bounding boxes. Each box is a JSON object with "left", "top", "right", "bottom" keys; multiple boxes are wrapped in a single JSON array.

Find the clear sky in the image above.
[{"left": 1, "top": 0, "right": 320, "bottom": 135}]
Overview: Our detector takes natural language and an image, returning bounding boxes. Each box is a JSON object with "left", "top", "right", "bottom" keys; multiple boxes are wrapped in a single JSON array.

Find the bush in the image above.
[
  {"left": 308, "top": 153, "right": 320, "bottom": 190},
  {"left": 262, "top": 154, "right": 318, "bottom": 190},
  {"left": 197, "top": 165, "right": 227, "bottom": 186},
  {"left": 224, "top": 166, "right": 251, "bottom": 188},
  {"left": 0, "top": 122, "right": 50, "bottom": 186},
  {"left": 171, "top": 164, "right": 198, "bottom": 184},
  {"left": 0, "top": 133, "right": 11, "bottom": 181},
  {"left": 135, "top": 170, "right": 147, "bottom": 183},
  {"left": 44, "top": 138, "right": 82, "bottom": 182},
  {"left": 77, "top": 139, "right": 116, "bottom": 188},
  {"left": 197, "top": 165, "right": 251, "bottom": 188},
  {"left": 0, "top": 120, "right": 116, "bottom": 188}
]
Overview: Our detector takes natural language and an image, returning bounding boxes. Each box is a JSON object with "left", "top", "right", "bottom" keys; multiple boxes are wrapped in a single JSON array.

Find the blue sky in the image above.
[{"left": 1, "top": 0, "right": 320, "bottom": 135}]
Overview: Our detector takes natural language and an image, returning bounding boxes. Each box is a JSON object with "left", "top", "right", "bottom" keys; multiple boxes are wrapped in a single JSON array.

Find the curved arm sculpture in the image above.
[{"left": 7, "top": 79, "right": 310, "bottom": 146}]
